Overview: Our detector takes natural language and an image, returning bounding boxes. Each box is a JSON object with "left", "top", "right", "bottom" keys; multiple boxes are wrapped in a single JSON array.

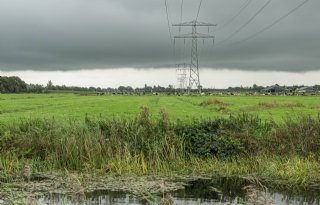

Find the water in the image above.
[{"left": 38, "top": 177, "right": 320, "bottom": 205}]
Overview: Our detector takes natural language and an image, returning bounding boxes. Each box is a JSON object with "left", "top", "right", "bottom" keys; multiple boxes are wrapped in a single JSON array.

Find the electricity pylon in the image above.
[
  {"left": 176, "top": 63, "right": 190, "bottom": 92},
  {"left": 173, "top": 20, "right": 216, "bottom": 94}
]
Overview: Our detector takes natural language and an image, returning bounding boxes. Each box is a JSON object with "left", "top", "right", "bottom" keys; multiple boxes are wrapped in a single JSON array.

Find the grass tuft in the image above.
[
  {"left": 200, "top": 98, "right": 228, "bottom": 106},
  {"left": 258, "top": 101, "right": 304, "bottom": 109}
]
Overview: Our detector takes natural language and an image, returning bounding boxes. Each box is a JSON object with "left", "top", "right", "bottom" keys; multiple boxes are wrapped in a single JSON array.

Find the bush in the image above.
[{"left": 176, "top": 120, "right": 244, "bottom": 158}]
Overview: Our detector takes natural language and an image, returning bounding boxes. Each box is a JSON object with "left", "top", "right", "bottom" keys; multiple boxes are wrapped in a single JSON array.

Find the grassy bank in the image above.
[{"left": 1, "top": 107, "right": 320, "bottom": 187}]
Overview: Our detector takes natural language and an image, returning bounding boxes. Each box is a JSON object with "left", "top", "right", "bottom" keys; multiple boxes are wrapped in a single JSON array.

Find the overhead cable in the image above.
[
  {"left": 234, "top": 0, "right": 310, "bottom": 45},
  {"left": 216, "top": 0, "right": 253, "bottom": 32},
  {"left": 196, "top": 0, "right": 203, "bottom": 21},
  {"left": 216, "top": 0, "right": 272, "bottom": 45},
  {"left": 164, "top": 0, "right": 173, "bottom": 43}
]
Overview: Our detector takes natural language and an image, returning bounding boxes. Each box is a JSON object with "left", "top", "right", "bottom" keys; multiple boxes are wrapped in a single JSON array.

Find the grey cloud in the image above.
[{"left": 0, "top": 0, "right": 319, "bottom": 71}]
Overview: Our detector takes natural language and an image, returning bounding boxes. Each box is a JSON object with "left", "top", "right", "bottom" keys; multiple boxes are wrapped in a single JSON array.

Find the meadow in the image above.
[
  {"left": 1, "top": 93, "right": 320, "bottom": 203},
  {"left": 0, "top": 93, "right": 319, "bottom": 123}
]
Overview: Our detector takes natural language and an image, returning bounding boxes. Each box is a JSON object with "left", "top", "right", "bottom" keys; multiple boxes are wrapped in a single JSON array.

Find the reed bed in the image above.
[{"left": 1, "top": 107, "right": 320, "bottom": 186}]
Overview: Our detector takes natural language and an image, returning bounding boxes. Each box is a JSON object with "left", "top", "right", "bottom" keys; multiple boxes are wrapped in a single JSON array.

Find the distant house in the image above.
[
  {"left": 262, "top": 84, "right": 290, "bottom": 95},
  {"left": 296, "top": 86, "right": 316, "bottom": 94}
]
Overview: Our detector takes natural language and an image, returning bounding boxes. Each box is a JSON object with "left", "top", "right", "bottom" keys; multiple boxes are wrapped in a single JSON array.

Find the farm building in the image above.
[
  {"left": 262, "top": 84, "right": 290, "bottom": 95},
  {"left": 296, "top": 86, "right": 317, "bottom": 94}
]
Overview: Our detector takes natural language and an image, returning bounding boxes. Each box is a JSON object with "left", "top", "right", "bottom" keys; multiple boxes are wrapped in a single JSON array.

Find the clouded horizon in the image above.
[
  {"left": 2, "top": 68, "right": 320, "bottom": 89},
  {"left": 0, "top": 0, "right": 318, "bottom": 72}
]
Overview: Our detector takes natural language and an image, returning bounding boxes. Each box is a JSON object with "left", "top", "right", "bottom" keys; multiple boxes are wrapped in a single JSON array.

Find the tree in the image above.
[
  {"left": 0, "top": 76, "right": 27, "bottom": 93},
  {"left": 46, "top": 80, "right": 53, "bottom": 90}
]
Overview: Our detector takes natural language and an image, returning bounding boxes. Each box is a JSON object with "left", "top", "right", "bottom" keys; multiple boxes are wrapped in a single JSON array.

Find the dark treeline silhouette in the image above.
[
  {"left": 0, "top": 76, "right": 27, "bottom": 93},
  {"left": 0, "top": 76, "right": 319, "bottom": 95},
  {"left": 0, "top": 77, "right": 177, "bottom": 94}
]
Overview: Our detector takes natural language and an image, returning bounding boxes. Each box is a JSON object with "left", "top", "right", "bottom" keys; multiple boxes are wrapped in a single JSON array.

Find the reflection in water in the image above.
[{"left": 38, "top": 178, "right": 320, "bottom": 205}]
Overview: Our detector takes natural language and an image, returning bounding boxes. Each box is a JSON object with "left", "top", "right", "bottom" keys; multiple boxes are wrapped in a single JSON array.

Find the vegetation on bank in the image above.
[{"left": 1, "top": 107, "right": 320, "bottom": 187}]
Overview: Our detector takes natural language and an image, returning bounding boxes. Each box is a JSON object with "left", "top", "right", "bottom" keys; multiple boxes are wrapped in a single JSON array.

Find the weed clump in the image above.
[
  {"left": 200, "top": 98, "right": 227, "bottom": 106},
  {"left": 258, "top": 102, "right": 304, "bottom": 109}
]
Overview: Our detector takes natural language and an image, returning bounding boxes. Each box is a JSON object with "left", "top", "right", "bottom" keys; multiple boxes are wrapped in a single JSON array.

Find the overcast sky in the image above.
[{"left": 0, "top": 0, "right": 319, "bottom": 87}]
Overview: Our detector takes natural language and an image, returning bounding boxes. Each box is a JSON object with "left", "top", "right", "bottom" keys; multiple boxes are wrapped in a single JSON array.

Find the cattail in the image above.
[{"left": 0, "top": 163, "right": 4, "bottom": 172}]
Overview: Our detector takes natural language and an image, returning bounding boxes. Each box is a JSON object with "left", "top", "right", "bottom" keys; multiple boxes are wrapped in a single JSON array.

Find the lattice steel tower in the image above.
[
  {"left": 173, "top": 20, "right": 216, "bottom": 94},
  {"left": 176, "top": 63, "right": 190, "bottom": 92}
]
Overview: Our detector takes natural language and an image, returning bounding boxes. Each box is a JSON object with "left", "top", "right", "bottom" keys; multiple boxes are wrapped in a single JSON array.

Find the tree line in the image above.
[
  {"left": 0, "top": 76, "right": 319, "bottom": 94},
  {"left": 0, "top": 76, "right": 27, "bottom": 93},
  {"left": 0, "top": 77, "right": 177, "bottom": 94}
]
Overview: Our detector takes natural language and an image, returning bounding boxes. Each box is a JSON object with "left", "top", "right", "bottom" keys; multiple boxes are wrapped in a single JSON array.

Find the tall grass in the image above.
[
  {"left": 0, "top": 107, "right": 185, "bottom": 174},
  {"left": 1, "top": 108, "right": 320, "bottom": 185}
]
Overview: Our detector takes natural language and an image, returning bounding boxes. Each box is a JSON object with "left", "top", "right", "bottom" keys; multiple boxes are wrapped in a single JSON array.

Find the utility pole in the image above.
[{"left": 173, "top": 20, "right": 216, "bottom": 94}]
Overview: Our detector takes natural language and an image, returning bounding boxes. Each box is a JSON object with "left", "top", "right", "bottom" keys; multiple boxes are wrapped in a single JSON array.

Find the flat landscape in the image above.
[
  {"left": 1, "top": 93, "right": 319, "bottom": 123},
  {"left": 1, "top": 0, "right": 319, "bottom": 203},
  {"left": 2, "top": 93, "right": 320, "bottom": 204}
]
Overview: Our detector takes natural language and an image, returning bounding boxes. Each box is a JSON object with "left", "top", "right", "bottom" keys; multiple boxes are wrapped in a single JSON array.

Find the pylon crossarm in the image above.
[
  {"left": 194, "top": 21, "right": 217, "bottom": 27},
  {"left": 173, "top": 20, "right": 216, "bottom": 27},
  {"left": 174, "top": 33, "right": 214, "bottom": 39}
]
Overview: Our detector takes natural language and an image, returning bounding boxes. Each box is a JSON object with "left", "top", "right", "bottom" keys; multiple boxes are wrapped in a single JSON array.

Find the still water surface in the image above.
[{"left": 38, "top": 178, "right": 320, "bottom": 205}]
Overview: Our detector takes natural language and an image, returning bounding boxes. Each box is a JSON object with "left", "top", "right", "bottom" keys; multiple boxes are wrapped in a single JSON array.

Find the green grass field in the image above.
[
  {"left": 0, "top": 93, "right": 319, "bottom": 123},
  {"left": 2, "top": 93, "right": 320, "bottom": 198}
]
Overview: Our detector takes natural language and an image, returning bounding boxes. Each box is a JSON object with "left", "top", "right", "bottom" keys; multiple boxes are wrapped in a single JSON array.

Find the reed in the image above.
[{"left": 1, "top": 108, "right": 320, "bottom": 186}]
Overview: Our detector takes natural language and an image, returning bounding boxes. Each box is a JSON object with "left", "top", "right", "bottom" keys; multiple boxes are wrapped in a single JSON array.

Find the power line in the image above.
[
  {"left": 180, "top": 0, "right": 184, "bottom": 24},
  {"left": 164, "top": 0, "right": 173, "bottom": 42},
  {"left": 234, "top": 0, "right": 310, "bottom": 45},
  {"left": 216, "top": 0, "right": 272, "bottom": 45},
  {"left": 179, "top": 0, "right": 184, "bottom": 32},
  {"left": 216, "top": 0, "right": 253, "bottom": 32},
  {"left": 196, "top": 0, "right": 203, "bottom": 21}
]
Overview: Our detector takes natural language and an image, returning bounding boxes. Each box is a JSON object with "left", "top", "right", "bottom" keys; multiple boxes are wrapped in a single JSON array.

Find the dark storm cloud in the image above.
[{"left": 0, "top": 0, "right": 318, "bottom": 71}]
